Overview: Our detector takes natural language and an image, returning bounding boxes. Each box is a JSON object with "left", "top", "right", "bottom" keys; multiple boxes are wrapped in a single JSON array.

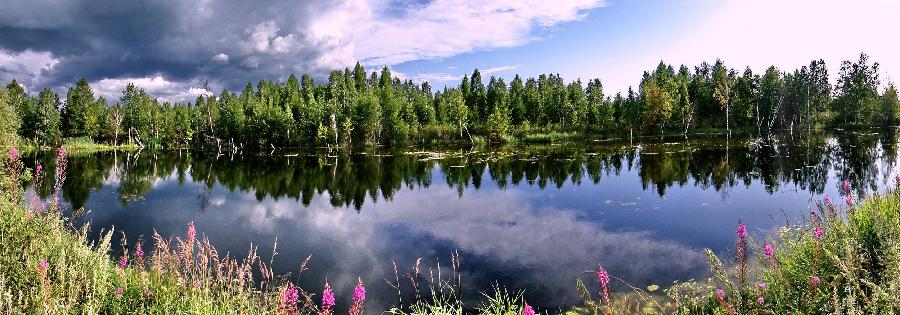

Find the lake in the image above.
[{"left": 21, "top": 131, "right": 900, "bottom": 311}]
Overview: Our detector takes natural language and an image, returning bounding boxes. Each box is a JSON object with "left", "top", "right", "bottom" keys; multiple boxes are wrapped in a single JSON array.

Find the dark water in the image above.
[{"left": 22, "top": 131, "right": 900, "bottom": 310}]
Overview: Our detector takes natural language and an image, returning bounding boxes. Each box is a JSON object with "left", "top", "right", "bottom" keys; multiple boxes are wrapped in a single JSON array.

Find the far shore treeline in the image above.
[{"left": 0, "top": 53, "right": 898, "bottom": 151}]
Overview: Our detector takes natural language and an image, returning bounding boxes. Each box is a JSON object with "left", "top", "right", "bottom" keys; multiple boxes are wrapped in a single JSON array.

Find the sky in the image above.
[{"left": 1, "top": 0, "right": 898, "bottom": 103}]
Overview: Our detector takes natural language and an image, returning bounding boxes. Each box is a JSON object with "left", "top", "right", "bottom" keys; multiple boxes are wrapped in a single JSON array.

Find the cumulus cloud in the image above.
[
  {"left": 0, "top": 49, "right": 59, "bottom": 89},
  {"left": 211, "top": 53, "right": 229, "bottom": 64},
  {"left": 90, "top": 74, "right": 212, "bottom": 103},
  {"left": 0, "top": 0, "right": 604, "bottom": 99}
]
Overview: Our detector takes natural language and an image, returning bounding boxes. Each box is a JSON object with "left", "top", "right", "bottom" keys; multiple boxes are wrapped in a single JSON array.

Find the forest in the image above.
[{"left": 0, "top": 53, "right": 898, "bottom": 151}]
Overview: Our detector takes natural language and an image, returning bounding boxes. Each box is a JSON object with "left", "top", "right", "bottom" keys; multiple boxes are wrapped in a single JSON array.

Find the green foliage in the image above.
[
  {"left": 0, "top": 87, "right": 20, "bottom": 149},
  {"left": 4, "top": 53, "right": 897, "bottom": 152}
]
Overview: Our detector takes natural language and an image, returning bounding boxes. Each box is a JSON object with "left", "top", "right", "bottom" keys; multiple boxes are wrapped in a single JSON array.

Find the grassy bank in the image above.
[{"left": 3, "top": 146, "right": 900, "bottom": 314}]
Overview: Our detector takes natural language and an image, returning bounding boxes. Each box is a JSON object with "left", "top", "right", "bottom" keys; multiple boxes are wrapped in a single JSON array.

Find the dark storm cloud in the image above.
[
  {"left": 0, "top": 0, "right": 607, "bottom": 101},
  {"left": 0, "top": 0, "right": 334, "bottom": 99}
]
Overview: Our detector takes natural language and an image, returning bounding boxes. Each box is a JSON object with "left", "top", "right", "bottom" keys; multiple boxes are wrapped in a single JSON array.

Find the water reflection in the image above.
[{"left": 21, "top": 131, "right": 900, "bottom": 309}]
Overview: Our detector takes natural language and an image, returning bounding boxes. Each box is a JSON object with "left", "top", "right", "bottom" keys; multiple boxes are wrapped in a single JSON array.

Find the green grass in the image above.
[{"left": 521, "top": 132, "right": 583, "bottom": 144}]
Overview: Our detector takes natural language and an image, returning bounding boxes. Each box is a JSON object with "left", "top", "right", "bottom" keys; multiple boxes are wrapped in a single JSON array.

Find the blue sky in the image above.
[
  {"left": 1, "top": 0, "right": 898, "bottom": 101},
  {"left": 390, "top": 0, "right": 900, "bottom": 95}
]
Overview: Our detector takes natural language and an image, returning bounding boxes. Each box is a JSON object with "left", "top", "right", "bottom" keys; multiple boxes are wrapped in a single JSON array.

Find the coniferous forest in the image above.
[{"left": 1, "top": 53, "right": 898, "bottom": 151}]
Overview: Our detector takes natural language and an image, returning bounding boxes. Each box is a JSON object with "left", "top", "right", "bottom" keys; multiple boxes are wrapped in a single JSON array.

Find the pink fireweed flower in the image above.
[
  {"left": 281, "top": 283, "right": 299, "bottom": 309},
  {"left": 764, "top": 243, "right": 775, "bottom": 258},
  {"left": 823, "top": 194, "right": 831, "bottom": 204},
  {"left": 39, "top": 260, "right": 49, "bottom": 269},
  {"left": 321, "top": 280, "right": 335, "bottom": 310},
  {"left": 736, "top": 223, "right": 748, "bottom": 238},
  {"left": 757, "top": 296, "right": 765, "bottom": 305},
  {"left": 353, "top": 278, "right": 366, "bottom": 304},
  {"left": 144, "top": 290, "right": 153, "bottom": 298},
  {"left": 811, "top": 276, "right": 821, "bottom": 286},
  {"left": 845, "top": 195, "right": 853, "bottom": 206},
  {"left": 758, "top": 282, "right": 766, "bottom": 290},
  {"left": 35, "top": 164, "right": 42, "bottom": 177},
  {"left": 843, "top": 180, "right": 851, "bottom": 192},
  {"left": 193, "top": 279, "right": 201, "bottom": 288},
  {"left": 57, "top": 148, "right": 67, "bottom": 160},
  {"left": 187, "top": 221, "right": 197, "bottom": 243},
  {"left": 523, "top": 302, "right": 535, "bottom": 315},
  {"left": 115, "top": 287, "right": 124, "bottom": 295},
  {"left": 813, "top": 226, "right": 824, "bottom": 240},
  {"left": 715, "top": 288, "right": 725, "bottom": 301},
  {"left": 135, "top": 245, "right": 144, "bottom": 258},
  {"left": 8, "top": 147, "right": 18, "bottom": 161},
  {"left": 597, "top": 264, "right": 611, "bottom": 305},
  {"left": 118, "top": 257, "right": 128, "bottom": 268}
]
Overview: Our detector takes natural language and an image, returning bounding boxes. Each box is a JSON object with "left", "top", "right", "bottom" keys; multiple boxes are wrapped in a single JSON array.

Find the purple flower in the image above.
[
  {"left": 119, "top": 257, "right": 128, "bottom": 268},
  {"left": 352, "top": 278, "right": 366, "bottom": 305},
  {"left": 764, "top": 243, "right": 775, "bottom": 258},
  {"left": 116, "top": 287, "right": 124, "bottom": 295},
  {"left": 715, "top": 288, "right": 725, "bottom": 301},
  {"left": 758, "top": 282, "right": 766, "bottom": 290},
  {"left": 843, "top": 180, "right": 851, "bottom": 192},
  {"left": 135, "top": 245, "right": 144, "bottom": 258},
  {"left": 597, "top": 266, "right": 610, "bottom": 287},
  {"left": 35, "top": 164, "right": 42, "bottom": 177},
  {"left": 813, "top": 226, "right": 824, "bottom": 240},
  {"left": 281, "top": 283, "right": 299, "bottom": 306},
  {"left": 321, "top": 280, "right": 335, "bottom": 310},
  {"left": 57, "top": 148, "right": 67, "bottom": 160},
  {"left": 845, "top": 195, "right": 854, "bottom": 206},
  {"left": 823, "top": 194, "right": 831, "bottom": 204},
  {"left": 8, "top": 148, "right": 19, "bottom": 161},
  {"left": 523, "top": 303, "right": 535, "bottom": 315},
  {"left": 811, "top": 276, "right": 821, "bottom": 286},
  {"left": 757, "top": 296, "right": 765, "bottom": 305},
  {"left": 39, "top": 260, "right": 49, "bottom": 269},
  {"left": 736, "top": 223, "right": 748, "bottom": 238},
  {"left": 187, "top": 222, "right": 197, "bottom": 243}
]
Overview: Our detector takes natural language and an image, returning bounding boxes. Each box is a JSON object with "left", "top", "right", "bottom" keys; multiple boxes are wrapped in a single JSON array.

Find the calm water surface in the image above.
[{"left": 23, "top": 132, "right": 900, "bottom": 310}]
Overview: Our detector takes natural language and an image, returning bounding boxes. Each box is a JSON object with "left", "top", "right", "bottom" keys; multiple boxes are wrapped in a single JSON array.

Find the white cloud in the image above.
[
  {"left": 90, "top": 74, "right": 212, "bottom": 103},
  {"left": 211, "top": 53, "right": 229, "bottom": 64},
  {"left": 398, "top": 64, "right": 519, "bottom": 84},
  {"left": 0, "top": 49, "right": 59, "bottom": 89},
  {"left": 308, "top": 0, "right": 605, "bottom": 68}
]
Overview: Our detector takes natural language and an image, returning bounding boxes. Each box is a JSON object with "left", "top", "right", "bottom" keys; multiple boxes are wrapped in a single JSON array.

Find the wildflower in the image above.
[
  {"left": 39, "top": 260, "right": 49, "bottom": 269},
  {"left": 135, "top": 244, "right": 144, "bottom": 258},
  {"left": 715, "top": 288, "right": 725, "bottom": 301},
  {"left": 736, "top": 223, "right": 748, "bottom": 238},
  {"left": 757, "top": 296, "right": 765, "bottom": 305},
  {"left": 144, "top": 290, "right": 153, "bottom": 298},
  {"left": 8, "top": 147, "right": 18, "bottom": 161},
  {"left": 813, "top": 226, "right": 824, "bottom": 240},
  {"left": 758, "top": 282, "right": 766, "bottom": 290},
  {"left": 353, "top": 278, "right": 366, "bottom": 304},
  {"left": 764, "top": 244, "right": 775, "bottom": 258},
  {"left": 845, "top": 195, "right": 853, "bottom": 206},
  {"left": 57, "top": 148, "right": 67, "bottom": 159},
  {"left": 116, "top": 287, "right": 124, "bottom": 295},
  {"left": 810, "top": 210, "right": 816, "bottom": 217},
  {"left": 119, "top": 257, "right": 128, "bottom": 268},
  {"left": 282, "top": 283, "right": 299, "bottom": 305},
  {"left": 823, "top": 194, "right": 831, "bottom": 204},
  {"left": 321, "top": 280, "right": 335, "bottom": 310},
  {"left": 811, "top": 276, "right": 821, "bottom": 286},
  {"left": 187, "top": 221, "right": 197, "bottom": 243},
  {"left": 523, "top": 302, "right": 535, "bottom": 315},
  {"left": 193, "top": 279, "right": 201, "bottom": 288},
  {"left": 35, "top": 164, "right": 43, "bottom": 177},
  {"left": 843, "top": 180, "right": 851, "bottom": 192},
  {"left": 597, "top": 265, "right": 610, "bottom": 305},
  {"left": 350, "top": 278, "right": 366, "bottom": 315}
]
